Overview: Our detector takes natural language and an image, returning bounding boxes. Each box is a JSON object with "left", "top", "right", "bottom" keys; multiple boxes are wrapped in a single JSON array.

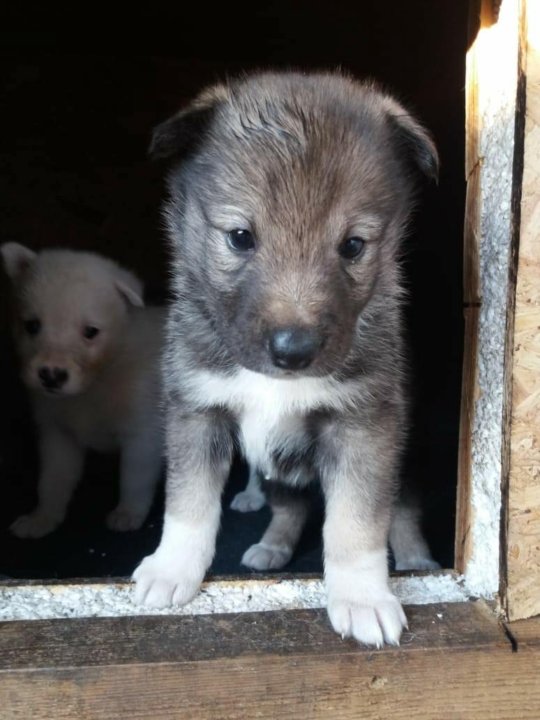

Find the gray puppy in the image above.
[{"left": 133, "top": 71, "right": 439, "bottom": 646}]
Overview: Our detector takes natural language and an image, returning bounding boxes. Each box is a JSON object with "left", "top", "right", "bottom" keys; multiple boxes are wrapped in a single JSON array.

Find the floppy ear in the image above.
[
  {"left": 115, "top": 268, "right": 145, "bottom": 308},
  {"left": 148, "top": 83, "right": 229, "bottom": 161},
  {"left": 384, "top": 98, "right": 439, "bottom": 183},
  {"left": 0, "top": 242, "right": 37, "bottom": 281}
]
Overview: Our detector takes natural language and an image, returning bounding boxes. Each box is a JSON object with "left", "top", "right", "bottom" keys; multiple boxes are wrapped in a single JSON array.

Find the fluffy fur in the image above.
[
  {"left": 1, "top": 244, "right": 165, "bottom": 537},
  {"left": 133, "top": 71, "right": 439, "bottom": 646}
]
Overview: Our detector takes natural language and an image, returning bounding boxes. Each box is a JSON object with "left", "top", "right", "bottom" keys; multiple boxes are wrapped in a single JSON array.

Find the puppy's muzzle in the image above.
[
  {"left": 38, "top": 366, "right": 69, "bottom": 391},
  {"left": 268, "top": 326, "right": 322, "bottom": 370}
]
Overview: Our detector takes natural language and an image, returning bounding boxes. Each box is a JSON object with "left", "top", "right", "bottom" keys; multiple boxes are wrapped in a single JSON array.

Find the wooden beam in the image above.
[
  {"left": 502, "top": 0, "right": 540, "bottom": 621},
  {"left": 0, "top": 602, "right": 538, "bottom": 719},
  {"left": 455, "top": 0, "right": 485, "bottom": 574}
]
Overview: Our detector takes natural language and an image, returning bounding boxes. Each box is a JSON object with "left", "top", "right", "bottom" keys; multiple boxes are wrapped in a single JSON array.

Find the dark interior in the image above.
[{"left": 0, "top": 1, "right": 467, "bottom": 579}]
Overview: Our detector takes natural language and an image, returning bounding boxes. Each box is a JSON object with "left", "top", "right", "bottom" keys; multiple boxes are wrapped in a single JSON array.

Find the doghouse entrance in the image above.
[{"left": 0, "top": 1, "right": 468, "bottom": 583}]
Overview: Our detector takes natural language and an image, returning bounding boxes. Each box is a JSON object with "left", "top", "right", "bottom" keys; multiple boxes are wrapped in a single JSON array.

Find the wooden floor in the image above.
[{"left": 0, "top": 601, "right": 538, "bottom": 719}]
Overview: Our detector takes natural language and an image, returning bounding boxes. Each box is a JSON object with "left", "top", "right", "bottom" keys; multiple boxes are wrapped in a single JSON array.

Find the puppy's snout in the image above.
[
  {"left": 269, "top": 327, "right": 322, "bottom": 370},
  {"left": 38, "top": 366, "right": 69, "bottom": 390}
]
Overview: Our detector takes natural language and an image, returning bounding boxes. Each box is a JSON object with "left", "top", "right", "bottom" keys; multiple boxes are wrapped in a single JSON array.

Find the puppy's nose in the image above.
[
  {"left": 269, "top": 327, "right": 321, "bottom": 370},
  {"left": 38, "top": 366, "right": 69, "bottom": 390}
]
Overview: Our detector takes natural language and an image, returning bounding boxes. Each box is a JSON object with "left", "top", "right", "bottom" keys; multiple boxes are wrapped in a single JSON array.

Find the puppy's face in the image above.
[
  {"left": 159, "top": 74, "right": 438, "bottom": 377},
  {"left": 1, "top": 245, "right": 144, "bottom": 396}
]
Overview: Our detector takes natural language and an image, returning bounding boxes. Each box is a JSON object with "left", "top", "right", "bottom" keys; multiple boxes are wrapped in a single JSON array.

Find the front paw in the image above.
[
  {"left": 327, "top": 592, "right": 407, "bottom": 647},
  {"left": 230, "top": 488, "right": 266, "bottom": 513},
  {"left": 394, "top": 555, "right": 441, "bottom": 572},
  {"left": 106, "top": 506, "right": 146, "bottom": 532},
  {"left": 241, "top": 542, "right": 292, "bottom": 570},
  {"left": 132, "top": 551, "right": 203, "bottom": 609},
  {"left": 10, "top": 510, "right": 61, "bottom": 539},
  {"left": 325, "top": 551, "right": 407, "bottom": 647}
]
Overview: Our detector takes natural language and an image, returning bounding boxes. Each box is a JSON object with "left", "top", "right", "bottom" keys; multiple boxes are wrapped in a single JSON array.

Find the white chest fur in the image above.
[{"left": 184, "top": 368, "right": 357, "bottom": 477}]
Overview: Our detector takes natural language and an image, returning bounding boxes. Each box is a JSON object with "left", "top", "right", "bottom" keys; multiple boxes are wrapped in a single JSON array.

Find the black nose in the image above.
[
  {"left": 269, "top": 327, "right": 321, "bottom": 370},
  {"left": 38, "top": 366, "right": 69, "bottom": 390}
]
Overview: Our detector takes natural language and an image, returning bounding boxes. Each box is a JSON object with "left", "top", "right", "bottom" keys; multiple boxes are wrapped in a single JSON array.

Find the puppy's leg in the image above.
[
  {"left": 390, "top": 494, "right": 440, "bottom": 571},
  {"left": 107, "top": 429, "right": 162, "bottom": 532},
  {"left": 241, "top": 483, "right": 309, "bottom": 570},
  {"left": 230, "top": 465, "right": 266, "bottom": 512},
  {"left": 321, "top": 424, "right": 406, "bottom": 647},
  {"left": 133, "top": 412, "right": 233, "bottom": 608},
  {"left": 11, "top": 424, "right": 84, "bottom": 538}
]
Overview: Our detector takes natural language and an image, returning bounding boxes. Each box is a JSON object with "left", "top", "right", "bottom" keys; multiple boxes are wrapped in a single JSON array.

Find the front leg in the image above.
[
  {"left": 321, "top": 423, "right": 406, "bottom": 647},
  {"left": 107, "top": 427, "right": 163, "bottom": 532},
  {"left": 133, "top": 411, "right": 233, "bottom": 608},
  {"left": 11, "top": 423, "right": 84, "bottom": 538},
  {"left": 230, "top": 465, "right": 266, "bottom": 512}
]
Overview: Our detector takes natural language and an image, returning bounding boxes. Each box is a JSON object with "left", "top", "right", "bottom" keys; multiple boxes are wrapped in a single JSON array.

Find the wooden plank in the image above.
[
  {"left": 456, "top": 303, "right": 479, "bottom": 571},
  {"left": 506, "top": 614, "right": 540, "bottom": 647},
  {"left": 455, "top": 0, "right": 485, "bottom": 573},
  {"left": 0, "top": 602, "right": 538, "bottom": 720},
  {"left": 502, "top": 0, "right": 540, "bottom": 621}
]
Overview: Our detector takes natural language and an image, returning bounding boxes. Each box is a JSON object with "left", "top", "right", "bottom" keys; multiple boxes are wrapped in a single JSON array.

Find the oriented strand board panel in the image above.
[{"left": 505, "top": 0, "right": 540, "bottom": 621}]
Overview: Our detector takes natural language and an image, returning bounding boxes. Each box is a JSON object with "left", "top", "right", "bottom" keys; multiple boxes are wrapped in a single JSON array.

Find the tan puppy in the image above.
[{"left": 1, "top": 243, "right": 164, "bottom": 537}]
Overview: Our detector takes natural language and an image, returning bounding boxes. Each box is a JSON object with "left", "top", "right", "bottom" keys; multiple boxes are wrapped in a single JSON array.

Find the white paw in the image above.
[
  {"left": 132, "top": 550, "right": 204, "bottom": 608},
  {"left": 230, "top": 489, "right": 266, "bottom": 513},
  {"left": 327, "top": 593, "right": 407, "bottom": 647},
  {"left": 394, "top": 555, "right": 441, "bottom": 571},
  {"left": 241, "top": 542, "right": 292, "bottom": 570},
  {"left": 325, "top": 550, "right": 407, "bottom": 647},
  {"left": 106, "top": 507, "right": 146, "bottom": 532},
  {"left": 10, "top": 510, "right": 61, "bottom": 538}
]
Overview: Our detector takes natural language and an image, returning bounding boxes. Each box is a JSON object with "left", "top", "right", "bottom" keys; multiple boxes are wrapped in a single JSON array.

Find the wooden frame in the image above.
[
  {"left": 455, "top": 0, "right": 540, "bottom": 617},
  {"left": 1, "top": 0, "right": 539, "bottom": 715}
]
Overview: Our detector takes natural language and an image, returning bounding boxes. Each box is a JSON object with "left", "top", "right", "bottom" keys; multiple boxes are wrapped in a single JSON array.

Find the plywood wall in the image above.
[{"left": 503, "top": 0, "right": 540, "bottom": 621}]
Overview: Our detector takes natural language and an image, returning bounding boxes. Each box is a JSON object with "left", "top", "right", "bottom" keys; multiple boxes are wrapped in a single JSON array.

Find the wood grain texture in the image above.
[
  {"left": 506, "top": 614, "right": 540, "bottom": 647},
  {"left": 456, "top": 0, "right": 484, "bottom": 573},
  {"left": 0, "top": 602, "right": 538, "bottom": 720},
  {"left": 503, "top": 0, "right": 540, "bottom": 622}
]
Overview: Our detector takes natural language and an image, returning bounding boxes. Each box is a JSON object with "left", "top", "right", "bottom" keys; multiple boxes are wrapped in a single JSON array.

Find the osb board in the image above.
[
  {"left": 1, "top": 602, "right": 539, "bottom": 720},
  {"left": 504, "top": 2, "right": 540, "bottom": 621}
]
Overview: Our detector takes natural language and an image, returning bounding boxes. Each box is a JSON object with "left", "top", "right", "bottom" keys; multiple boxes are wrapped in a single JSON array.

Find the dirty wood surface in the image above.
[{"left": 0, "top": 602, "right": 538, "bottom": 720}]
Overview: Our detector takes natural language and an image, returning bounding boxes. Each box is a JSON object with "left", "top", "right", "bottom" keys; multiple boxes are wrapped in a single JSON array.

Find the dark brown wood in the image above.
[{"left": 0, "top": 602, "right": 538, "bottom": 720}]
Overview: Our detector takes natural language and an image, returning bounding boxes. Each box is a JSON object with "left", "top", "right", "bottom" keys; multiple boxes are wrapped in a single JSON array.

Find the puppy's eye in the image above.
[
  {"left": 83, "top": 326, "right": 100, "bottom": 340},
  {"left": 227, "top": 229, "right": 255, "bottom": 253},
  {"left": 24, "top": 318, "right": 41, "bottom": 336},
  {"left": 339, "top": 236, "right": 365, "bottom": 261}
]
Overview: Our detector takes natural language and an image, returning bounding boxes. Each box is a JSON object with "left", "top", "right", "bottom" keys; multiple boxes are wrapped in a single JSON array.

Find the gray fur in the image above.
[{"left": 134, "top": 71, "right": 438, "bottom": 646}]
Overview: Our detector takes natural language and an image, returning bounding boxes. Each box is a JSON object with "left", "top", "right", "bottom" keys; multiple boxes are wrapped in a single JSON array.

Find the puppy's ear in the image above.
[
  {"left": 0, "top": 242, "right": 37, "bottom": 280},
  {"left": 115, "top": 268, "right": 145, "bottom": 308},
  {"left": 148, "top": 83, "right": 230, "bottom": 161},
  {"left": 384, "top": 98, "right": 439, "bottom": 183}
]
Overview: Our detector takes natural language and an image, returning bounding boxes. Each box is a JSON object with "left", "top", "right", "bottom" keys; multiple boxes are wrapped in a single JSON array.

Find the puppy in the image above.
[
  {"left": 133, "top": 71, "right": 439, "bottom": 646},
  {"left": 230, "top": 467, "right": 438, "bottom": 574},
  {"left": 1, "top": 244, "right": 164, "bottom": 537}
]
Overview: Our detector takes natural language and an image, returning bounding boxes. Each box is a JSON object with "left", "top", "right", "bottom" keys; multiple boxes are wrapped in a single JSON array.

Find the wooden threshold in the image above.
[{"left": 0, "top": 601, "right": 538, "bottom": 719}]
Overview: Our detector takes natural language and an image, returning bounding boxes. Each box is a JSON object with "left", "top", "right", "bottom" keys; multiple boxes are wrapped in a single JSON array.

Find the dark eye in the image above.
[
  {"left": 339, "top": 236, "right": 365, "bottom": 261},
  {"left": 24, "top": 318, "right": 41, "bottom": 336},
  {"left": 227, "top": 228, "right": 255, "bottom": 253},
  {"left": 83, "top": 326, "right": 100, "bottom": 340}
]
